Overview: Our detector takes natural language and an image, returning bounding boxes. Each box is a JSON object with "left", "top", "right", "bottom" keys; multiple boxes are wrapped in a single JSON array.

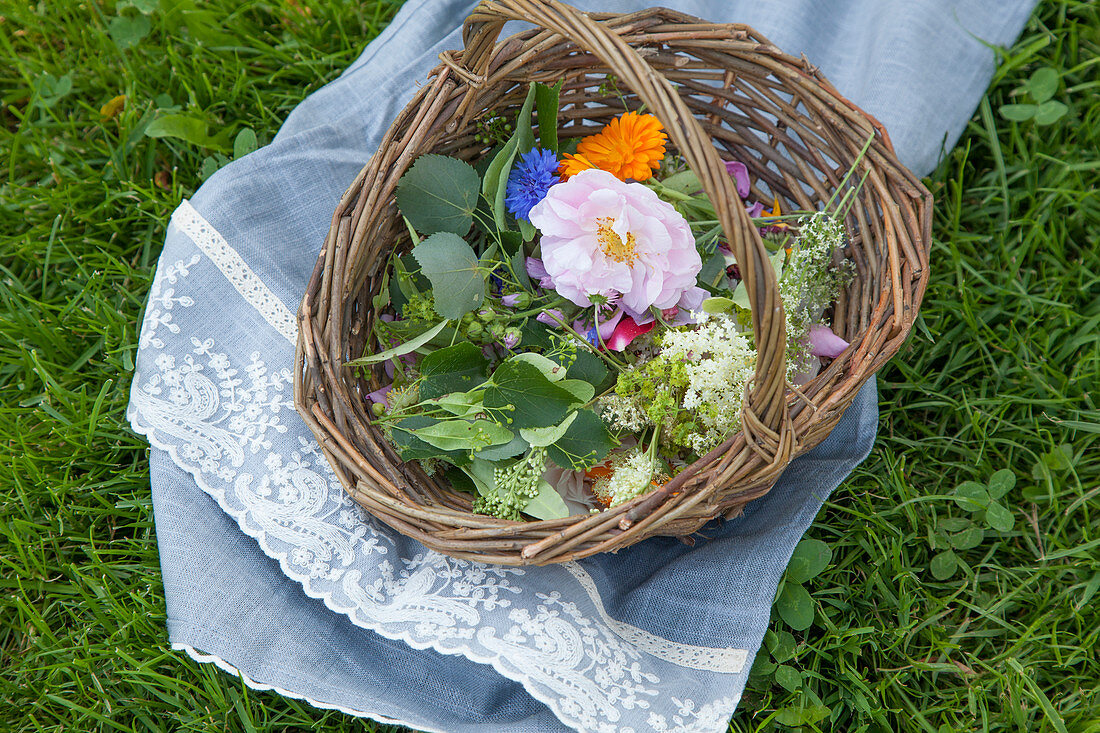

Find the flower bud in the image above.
[
  {"left": 477, "top": 308, "right": 497, "bottom": 323},
  {"left": 466, "top": 321, "right": 483, "bottom": 339},
  {"left": 502, "top": 327, "right": 521, "bottom": 349}
]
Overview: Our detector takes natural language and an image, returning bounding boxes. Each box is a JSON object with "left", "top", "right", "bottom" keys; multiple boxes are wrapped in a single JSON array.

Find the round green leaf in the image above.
[
  {"left": 786, "top": 538, "right": 832, "bottom": 584},
  {"left": 1027, "top": 67, "right": 1059, "bottom": 103},
  {"left": 930, "top": 550, "right": 958, "bottom": 580},
  {"left": 396, "top": 154, "right": 481, "bottom": 236},
  {"left": 953, "top": 481, "right": 989, "bottom": 511},
  {"left": 419, "top": 342, "right": 490, "bottom": 400},
  {"left": 949, "top": 526, "right": 985, "bottom": 551},
  {"left": 984, "top": 502, "right": 1015, "bottom": 532},
  {"left": 776, "top": 581, "right": 815, "bottom": 631},
  {"left": 770, "top": 630, "right": 797, "bottom": 663},
  {"left": 999, "top": 103, "right": 1036, "bottom": 122},
  {"left": 1034, "top": 100, "right": 1068, "bottom": 126},
  {"left": 233, "top": 128, "right": 258, "bottom": 159},
  {"left": 987, "top": 468, "right": 1016, "bottom": 499},
  {"left": 774, "top": 665, "right": 802, "bottom": 692}
]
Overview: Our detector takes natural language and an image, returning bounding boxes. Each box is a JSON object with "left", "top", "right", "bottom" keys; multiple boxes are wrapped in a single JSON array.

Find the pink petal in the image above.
[
  {"left": 606, "top": 316, "right": 655, "bottom": 351},
  {"left": 724, "top": 160, "right": 750, "bottom": 199},
  {"left": 596, "top": 307, "right": 625, "bottom": 340},
  {"left": 367, "top": 385, "right": 392, "bottom": 405},
  {"left": 807, "top": 324, "right": 849, "bottom": 358}
]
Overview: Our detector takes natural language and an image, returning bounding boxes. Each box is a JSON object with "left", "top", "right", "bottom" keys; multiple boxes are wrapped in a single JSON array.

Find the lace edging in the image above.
[
  {"left": 171, "top": 201, "right": 298, "bottom": 344},
  {"left": 172, "top": 643, "right": 449, "bottom": 732}
]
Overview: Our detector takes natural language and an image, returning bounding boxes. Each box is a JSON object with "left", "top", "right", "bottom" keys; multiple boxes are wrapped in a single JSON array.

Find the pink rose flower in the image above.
[{"left": 528, "top": 169, "right": 701, "bottom": 319}]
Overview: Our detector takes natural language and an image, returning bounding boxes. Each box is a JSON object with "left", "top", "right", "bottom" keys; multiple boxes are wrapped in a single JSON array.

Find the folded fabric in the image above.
[{"left": 128, "top": 0, "right": 1036, "bottom": 730}]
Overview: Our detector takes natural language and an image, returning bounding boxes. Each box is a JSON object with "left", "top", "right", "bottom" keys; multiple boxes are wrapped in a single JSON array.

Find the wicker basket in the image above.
[{"left": 294, "top": 0, "right": 932, "bottom": 566}]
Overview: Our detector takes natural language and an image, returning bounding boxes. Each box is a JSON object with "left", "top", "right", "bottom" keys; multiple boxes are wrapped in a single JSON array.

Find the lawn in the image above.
[{"left": 1, "top": 0, "right": 1097, "bottom": 731}]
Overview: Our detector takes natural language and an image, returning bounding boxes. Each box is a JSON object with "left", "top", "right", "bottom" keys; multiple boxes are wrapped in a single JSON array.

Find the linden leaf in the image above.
[
  {"left": 547, "top": 409, "right": 614, "bottom": 471},
  {"left": 411, "top": 233, "right": 485, "bottom": 320},
  {"left": 483, "top": 360, "right": 576, "bottom": 429},
  {"left": 396, "top": 154, "right": 481, "bottom": 236},
  {"left": 419, "top": 342, "right": 490, "bottom": 400}
]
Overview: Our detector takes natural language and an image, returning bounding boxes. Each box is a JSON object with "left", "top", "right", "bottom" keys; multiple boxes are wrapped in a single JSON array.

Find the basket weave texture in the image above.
[{"left": 294, "top": 0, "right": 932, "bottom": 566}]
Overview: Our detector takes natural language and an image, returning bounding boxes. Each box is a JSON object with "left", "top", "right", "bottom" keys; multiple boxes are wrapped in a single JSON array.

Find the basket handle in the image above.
[{"left": 459, "top": 0, "right": 789, "bottom": 441}]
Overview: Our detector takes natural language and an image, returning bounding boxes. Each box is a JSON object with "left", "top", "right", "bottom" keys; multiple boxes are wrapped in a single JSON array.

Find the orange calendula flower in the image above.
[
  {"left": 575, "top": 111, "right": 667, "bottom": 182},
  {"left": 558, "top": 152, "right": 598, "bottom": 179}
]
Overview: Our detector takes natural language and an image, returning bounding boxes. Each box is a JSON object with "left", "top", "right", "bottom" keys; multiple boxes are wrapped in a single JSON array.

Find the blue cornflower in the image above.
[{"left": 504, "top": 148, "right": 560, "bottom": 221}]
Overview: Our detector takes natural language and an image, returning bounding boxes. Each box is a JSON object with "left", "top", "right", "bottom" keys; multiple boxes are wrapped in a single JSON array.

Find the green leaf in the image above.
[
  {"left": 509, "top": 353, "right": 568, "bottom": 382},
  {"left": 769, "top": 631, "right": 797, "bottom": 663},
  {"left": 482, "top": 137, "right": 519, "bottom": 231},
  {"left": 423, "top": 391, "right": 485, "bottom": 418},
  {"left": 786, "top": 538, "right": 832, "bottom": 584},
  {"left": 930, "top": 550, "right": 958, "bottom": 580},
  {"left": 518, "top": 218, "right": 537, "bottom": 242},
  {"left": 557, "top": 379, "right": 595, "bottom": 406},
  {"left": 472, "top": 432, "right": 529, "bottom": 461},
  {"left": 701, "top": 296, "right": 735, "bottom": 315},
  {"left": 698, "top": 252, "right": 726, "bottom": 289},
  {"left": 660, "top": 169, "right": 703, "bottom": 195},
  {"left": 730, "top": 282, "right": 752, "bottom": 310},
  {"left": 565, "top": 350, "right": 609, "bottom": 390},
  {"left": 412, "top": 233, "right": 485, "bottom": 320},
  {"left": 145, "top": 114, "right": 214, "bottom": 147},
  {"left": 1034, "top": 100, "right": 1068, "bottom": 125},
  {"left": 776, "top": 582, "right": 815, "bottom": 630},
  {"left": 775, "top": 704, "right": 830, "bottom": 727},
  {"left": 462, "top": 458, "right": 498, "bottom": 496},
  {"left": 949, "top": 526, "right": 985, "bottom": 551},
  {"left": 119, "top": 0, "right": 159, "bottom": 13},
  {"left": 1027, "top": 67, "right": 1059, "bottom": 103},
  {"left": 396, "top": 155, "right": 481, "bottom": 236},
  {"left": 534, "top": 79, "right": 563, "bottom": 153},
  {"left": 233, "top": 128, "right": 257, "bottom": 158},
  {"left": 999, "top": 103, "right": 1037, "bottom": 121},
  {"left": 511, "top": 245, "right": 532, "bottom": 291},
  {"left": 749, "top": 655, "right": 777, "bottom": 678},
  {"left": 410, "top": 419, "right": 512, "bottom": 452},
  {"left": 774, "top": 665, "right": 802, "bottom": 692},
  {"left": 984, "top": 502, "right": 1015, "bottom": 532},
  {"left": 987, "top": 469, "right": 1016, "bottom": 499},
  {"left": 953, "top": 481, "right": 989, "bottom": 511},
  {"left": 520, "top": 412, "right": 578, "bottom": 448},
  {"left": 33, "top": 73, "right": 72, "bottom": 109},
  {"left": 522, "top": 478, "right": 571, "bottom": 520},
  {"left": 547, "top": 408, "right": 615, "bottom": 471},
  {"left": 483, "top": 359, "right": 577, "bottom": 429},
  {"left": 346, "top": 320, "right": 448, "bottom": 366},
  {"left": 938, "top": 517, "right": 971, "bottom": 532},
  {"left": 515, "top": 83, "right": 538, "bottom": 155},
  {"left": 419, "top": 342, "right": 490, "bottom": 400},
  {"left": 390, "top": 416, "right": 466, "bottom": 462},
  {"left": 109, "top": 14, "right": 151, "bottom": 49}
]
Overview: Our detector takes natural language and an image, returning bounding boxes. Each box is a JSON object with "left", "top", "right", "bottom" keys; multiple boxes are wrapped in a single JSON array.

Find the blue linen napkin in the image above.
[{"left": 128, "top": 1, "right": 1036, "bottom": 730}]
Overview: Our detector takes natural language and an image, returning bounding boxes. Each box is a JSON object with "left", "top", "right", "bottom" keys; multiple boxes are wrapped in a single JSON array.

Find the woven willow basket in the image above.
[{"left": 294, "top": 0, "right": 932, "bottom": 565}]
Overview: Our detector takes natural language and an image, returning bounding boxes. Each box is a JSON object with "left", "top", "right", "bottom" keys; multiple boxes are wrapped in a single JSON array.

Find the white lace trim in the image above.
[
  {"left": 172, "top": 643, "right": 448, "bottom": 732},
  {"left": 171, "top": 200, "right": 298, "bottom": 344},
  {"left": 562, "top": 563, "right": 748, "bottom": 674}
]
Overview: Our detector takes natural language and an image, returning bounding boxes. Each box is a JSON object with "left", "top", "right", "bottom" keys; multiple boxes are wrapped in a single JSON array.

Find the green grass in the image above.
[{"left": 1, "top": 0, "right": 1097, "bottom": 731}]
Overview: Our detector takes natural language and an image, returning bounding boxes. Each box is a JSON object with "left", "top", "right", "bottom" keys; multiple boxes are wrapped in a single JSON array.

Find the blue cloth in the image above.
[{"left": 128, "top": 1, "right": 1036, "bottom": 731}]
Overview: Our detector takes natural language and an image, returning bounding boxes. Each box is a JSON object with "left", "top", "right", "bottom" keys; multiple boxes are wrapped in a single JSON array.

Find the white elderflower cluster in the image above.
[
  {"left": 661, "top": 312, "right": 756, "bottom": 454},
  {"left": 594, "top": 450, "right": 657, "bottom": 507},
  {"left": 779, "top": 212, "right": 852, "bottom": 378},
  {"left": 598, "top": 384, "right": 648, "bottom": 432}
]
